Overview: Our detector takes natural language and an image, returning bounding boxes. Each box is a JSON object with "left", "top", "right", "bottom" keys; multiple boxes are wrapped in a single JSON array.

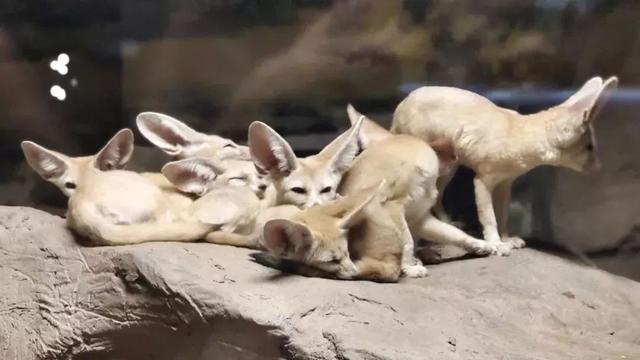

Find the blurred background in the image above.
[{"left": 1, "top": 0, "right": 638, "bottom": 279}]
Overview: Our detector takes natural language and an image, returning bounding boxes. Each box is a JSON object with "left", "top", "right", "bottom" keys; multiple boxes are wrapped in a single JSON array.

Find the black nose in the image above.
[{"left": 258, "top": 184, "right": 267, "bottom": 191}]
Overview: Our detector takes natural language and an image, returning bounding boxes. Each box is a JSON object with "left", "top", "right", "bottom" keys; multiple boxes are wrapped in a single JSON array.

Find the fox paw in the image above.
[
  {"left": 503, "top": 236, "right": 526, "bottom": 249},
  {"left": 402, "top": 264, "right": 429, "bottom": 278},
  {"left": 465, "top": 241, "right": 494, "bottom": 256},
  {"left": 486, "top": 241, "right": 512, "bottom": 256}
]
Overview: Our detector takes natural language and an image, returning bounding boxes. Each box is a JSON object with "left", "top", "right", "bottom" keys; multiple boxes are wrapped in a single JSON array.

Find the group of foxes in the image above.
[{"left": 21, "top": 76, "right": 617, "bottom": 282}]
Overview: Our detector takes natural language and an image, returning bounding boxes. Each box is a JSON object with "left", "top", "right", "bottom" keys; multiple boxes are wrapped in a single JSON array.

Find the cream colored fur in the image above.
[
  {"left": 391, "top": 76, "right": 618, "bottom": 252},
  {"left": 160, "top": 156, "right": 289, "bottom": 249},
  {"left": 136, "top": 112, "right": 251, "bottom": 161},
  {"left": 247, "top": 117, "right": 363, "bottom": 208},
  {"left": 262, "top": 183, "right": 406, "bottom": 282},
  {"left": 21, "top": 129, "right": 212, "bottom": 245},
  {"left": 343, "top": 106, "right": 503, "bottom": 275}
]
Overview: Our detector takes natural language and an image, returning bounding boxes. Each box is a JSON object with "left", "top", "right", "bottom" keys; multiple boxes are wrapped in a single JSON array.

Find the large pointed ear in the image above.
[
  {"left": 338, "top": 181, "right": 383, "bottom": 229},
  {"left": 263, "top": 219, "right": 315, "bottom": 260},
  {"left": 563, "top": 76, "right": 618, "bottom": 123},
  {"left": 346, "top": 104, "right": 390, "bottom": 148},
  {"left": 21, "top": 141, "right": 70, "bottom": 181},
  {"left": 562, "top": 77, "right": 603, "bottom": 108},
  {"left": 248, "top": 121, "right": 297, "bottom": 176},
  {"left": 95, "top": 129, "right": 134, "bottom": 171},
  {"left": 321, "top": 115, "right": 363, "bottom": 174},
  {"left": 588, "top": 76, "right": 618, "bottom": 122},
  {"left": 161, "top": 157, "right": 223, "bottom": 195},
  {"left": 136, "top": 112, "right": 207, "bottom": 156}
]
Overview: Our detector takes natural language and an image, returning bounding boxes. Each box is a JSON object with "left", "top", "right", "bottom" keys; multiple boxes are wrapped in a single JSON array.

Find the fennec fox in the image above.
[
  {"left": 343, "top": 106, "right": 503, "bottom": 267},
  {"left": 262, "top": 106, "right": 501, "bottom": 280},
  {"left": 392, "top": 76, "right": 618, "bottom": 252},
  {"left": 21, "top": 129, "right": 212, "bottom": 245},
  {"left": 161, "top": 157, "right": 294, "bottom": 249},
  {"left": 136, "top": 111, "right": 251, "bottom": 161},
  {"left": 262, "top": 183, "right": 407, "bottom": 282},
  {"left": 136, "top": 111, "right": 257, "bottom": 197},
  {"left": 247, "top": 117, "right": 362, "bottom": 208}
]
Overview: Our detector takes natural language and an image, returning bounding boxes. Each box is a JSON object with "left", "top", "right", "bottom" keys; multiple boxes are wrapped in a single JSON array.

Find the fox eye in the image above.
[
  {"left": 290, "top": 187, "right": 307, "bottom": 194},
  {"left": 65, "top": 182, "right": 76, "bottom": 189},
  {"left": 320, "top": 186, "right": 332, "bottom": 194},
  {"left": 224, "top": 143, "right": 236, "bottom": 148},
  {"left": 586, "top": 143, "right": 594, "bottom": 151},
  {"left": 329, "top": 258, "right": 341, "bottom": 264}
]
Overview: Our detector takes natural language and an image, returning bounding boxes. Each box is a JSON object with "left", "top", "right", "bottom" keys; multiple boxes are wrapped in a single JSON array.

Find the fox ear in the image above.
[
  {"left": 21, "top": 141, "right": 70, "bottom": 181},
  {"left": 338, "top": 182, "right": 382, "bottom": 229},
  {"left": 248, "top": 121, "right": 297, "bottom": 176},
  {"left": 323, "top": 115, "right": 363, "bottom": 174},
  {"left": 95, "top": 129, "right": 134, "bottom": 171},
  {"left": 346, "top": 104, "right": 390, "bottom": 148},
  {"left": 563, "top": 76, "right": 618, "bottom": 123},
  {"left": 263, "top": 219, "right": 315, "bottom": 260},
  {"left": 562, "top": 77, "right": 603, "bottom": 108},
  {"left": 161, "top": 157, "right": 222, "bottom": 195},
  {"left": 136, "top": 112, "right": 207, "bottom": 157}
]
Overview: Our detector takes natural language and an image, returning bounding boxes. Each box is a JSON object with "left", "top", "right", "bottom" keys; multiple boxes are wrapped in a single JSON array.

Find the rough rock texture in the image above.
[{"left": 1, "top": 206, "right": 639, "bottom": 360}]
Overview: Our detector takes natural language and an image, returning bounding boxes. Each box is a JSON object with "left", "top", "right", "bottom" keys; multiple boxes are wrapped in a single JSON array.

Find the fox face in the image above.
[
  {"left": 248, "top": 117, "right": 363, "bottom": 208},
  {"left": 262, "top": 190, "right": 376, "bottom": 279},
  {"left": 162, "top": 157, "right": 269, "bottom": 198},
  {"left": 136, "top": 112, "right": 251, "bottom": 161},
  {"left": 550, "top": 77, "right": 618, "bottom": 172},
  {"left": 21, "top": 129, "right": 135, "bottom": 196}
]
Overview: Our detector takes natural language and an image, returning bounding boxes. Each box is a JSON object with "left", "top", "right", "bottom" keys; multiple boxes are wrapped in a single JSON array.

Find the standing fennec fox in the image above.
[
  {"left": 391, "top": 76, "right": 618, "bottom": 252},
  {"left": 21, "top": 129, "right": 212, "bottom": 245}
]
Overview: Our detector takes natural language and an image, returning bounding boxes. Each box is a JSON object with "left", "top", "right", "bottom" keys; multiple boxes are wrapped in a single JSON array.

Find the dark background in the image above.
[{"left": 1, "top": 0, "right": 638, "bottom": 278}]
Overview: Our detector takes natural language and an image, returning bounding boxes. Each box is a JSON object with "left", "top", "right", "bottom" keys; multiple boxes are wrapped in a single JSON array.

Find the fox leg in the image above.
[
  {"left": 353, "top": 257, "right": 402, "bottom": 283},
  {"left": 492, "top": 180, "right": 525, "bottom": 249},
  {"left": 416, "top": 214, "right": 509, "bottom": 256},
  {"left": 399, "top": 220, "right": 428, "bottom": 278},
  {"left": 432, "top": 164, "right": 458, "bottom": 222},
  {"left": 205, "top": 231, "right": 261, "bottom": 249},
  {"left": 473, "top": 176, "right": 514, "bottom": 256},
  {"left": 386, "top": 202, "right": 427, "bottom": 277}
]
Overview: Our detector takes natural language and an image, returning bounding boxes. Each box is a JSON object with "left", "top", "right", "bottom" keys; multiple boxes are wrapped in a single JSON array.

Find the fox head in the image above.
[
  {"left": 248, "top": 117, "right": 363, "bottom": 209},
  {"left": 21, "top": 129, "right": 135, "bottom": 196},
  {"left": 545, "top": 76, "right": 618, "bottom": 172},
  {"left": 136, "top": 112, "right": 251, "bottom": 161},
  {"left": 262, "top": 189, "right": 378, "bottom": 279},
  {"left": 161, "top": 157, "right": 270, "bottom": 198}
]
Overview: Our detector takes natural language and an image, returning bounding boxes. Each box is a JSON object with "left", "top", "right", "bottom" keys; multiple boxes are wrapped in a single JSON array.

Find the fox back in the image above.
[{"left": 392, "top": 77, "right": 618, "bottom": 176}]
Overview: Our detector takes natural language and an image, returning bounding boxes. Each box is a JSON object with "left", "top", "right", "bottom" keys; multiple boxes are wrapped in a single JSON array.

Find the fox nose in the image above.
[{"left": 258, "top": 184, "right": 267, "bottom": 191}]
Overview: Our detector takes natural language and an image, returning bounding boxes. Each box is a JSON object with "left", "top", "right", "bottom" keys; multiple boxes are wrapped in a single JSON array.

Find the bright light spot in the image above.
[
  {"left": 57, "top": 53, "right": 69, "bottom": 65},
  {"left": 49, "top": 53, "right": 70, "bottom": 75},
  {"left": 50, "top": 85, "right": 66, "bottom": 101},
  {"left": 70, "top": 78, "right": 78, "bottom": 87}
]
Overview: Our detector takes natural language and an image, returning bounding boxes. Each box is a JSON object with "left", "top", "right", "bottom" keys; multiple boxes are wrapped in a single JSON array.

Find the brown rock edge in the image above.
[{"left": 1, "top": 206, "right": 639, "bottom": 359}]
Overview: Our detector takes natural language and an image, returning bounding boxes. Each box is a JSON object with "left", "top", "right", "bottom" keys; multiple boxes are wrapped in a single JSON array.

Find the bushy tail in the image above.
[
  {"left": 70, "top": 211, "right": 214, "bottom": 245},
  {"left": 95, "top": 221, "right": 214, "bottom": 245}
]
